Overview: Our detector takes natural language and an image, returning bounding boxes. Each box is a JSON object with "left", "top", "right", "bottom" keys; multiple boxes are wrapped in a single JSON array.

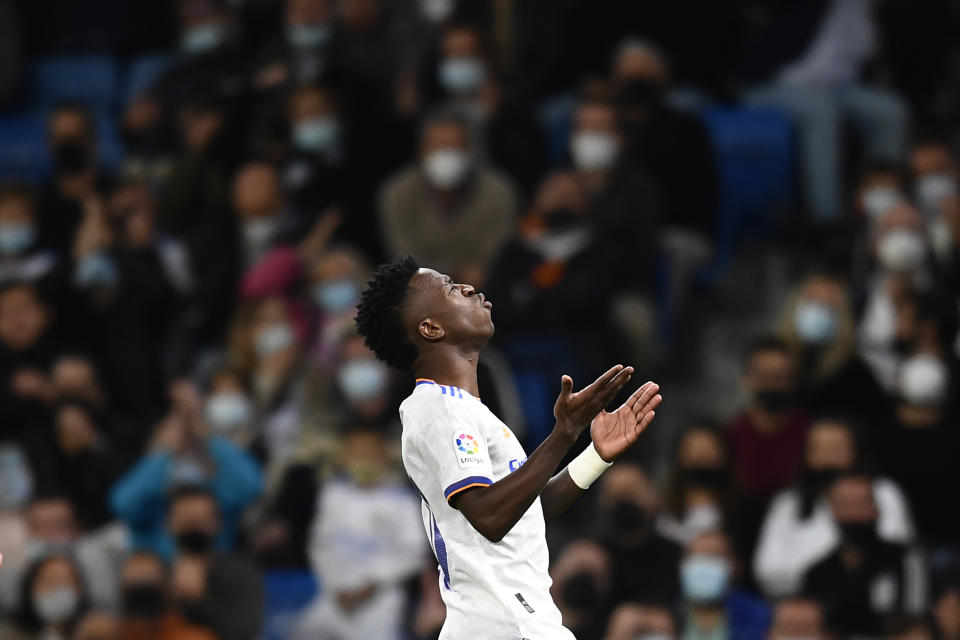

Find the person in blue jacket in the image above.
[{"left": 110, "top": 381, "right": 263, "bottom": 559}]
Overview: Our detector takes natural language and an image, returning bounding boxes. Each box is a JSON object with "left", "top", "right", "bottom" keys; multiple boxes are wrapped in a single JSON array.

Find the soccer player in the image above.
[{"left": 355, "top": 256, "right": 662, "bottom": 639}]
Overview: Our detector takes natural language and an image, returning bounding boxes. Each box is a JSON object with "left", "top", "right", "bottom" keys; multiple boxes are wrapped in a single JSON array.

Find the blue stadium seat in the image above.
[
  {"left": 0, "top": 112, "right": 51, "bottom": 185},
  {"left": 30, "top": 55, "right": 119, "bottom": 113},
  {"left": 698, "top": 106, "right": 797, "bottom": 276},
  {"left": 263, "top": 571, "right": 319, "bottom": 640},
  {"left": 123, "top": 54, "right": 174, "bottom": 106}
]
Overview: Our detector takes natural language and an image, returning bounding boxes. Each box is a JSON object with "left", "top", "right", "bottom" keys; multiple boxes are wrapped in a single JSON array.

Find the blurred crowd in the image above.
[{"left": 0, "top": 0, "right": 959, "bottom": 639}]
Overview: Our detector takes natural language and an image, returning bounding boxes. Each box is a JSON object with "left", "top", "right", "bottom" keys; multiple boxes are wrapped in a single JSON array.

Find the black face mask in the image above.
[
  {"left": 839, "top": 521, "right": 878, "bottom": 548},
  {"left": 616, "top": 78, "right": 663, "bottom": 112},
  {"left": 544, "top": 208, "right": 583, "bottom": 231},
  {"left": 608, "top": 500, "right": 651, "bottom": 533},
  {"left": 893, "top": 337, "right": 913, "bottom": 356},
  {"left": 175, "top": 529, "right": 214, "bottom": 554},
  {"left": 562, "top": 572, "right": 599, "bottom": 610},
  {"left": 53, "top": 141, "right": 92, "bottom": 174},
  {"left": 754, "top": 389, "right": 794, "bottom": 413},
  {"left": 123, "top": 583, "right": 167, "bottom": 618},
  {"left": 682, "top": 466, "right": 727, "bottom": 489},
  {"left": 803, "top": 467, "right": 842, "bottom": 495}
]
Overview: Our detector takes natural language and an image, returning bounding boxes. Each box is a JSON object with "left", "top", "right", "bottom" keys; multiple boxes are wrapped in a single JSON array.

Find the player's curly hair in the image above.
[{"left": 355, "top": 256, "right": 421, "bottom": 370}]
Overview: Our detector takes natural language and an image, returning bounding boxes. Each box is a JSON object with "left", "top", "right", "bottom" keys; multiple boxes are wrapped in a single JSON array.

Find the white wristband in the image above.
[{"left": 566, "top": 442, "right": 613, "bottom": 489}]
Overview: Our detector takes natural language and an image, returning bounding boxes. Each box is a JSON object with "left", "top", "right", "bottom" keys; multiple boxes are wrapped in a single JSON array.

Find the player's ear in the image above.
[{"left": 418, "top": 318, "right": 444, "bottom": 342}]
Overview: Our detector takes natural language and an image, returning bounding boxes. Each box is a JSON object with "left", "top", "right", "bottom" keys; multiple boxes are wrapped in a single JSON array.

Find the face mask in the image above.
[
  {"left": 346, "top": 460, "right": 385, "bottom": 486},
  {"left": 54, "top": 141, "right": 91, "bottom": 174},
  {"left": 242, "top": 217, "right": 279, "bottom": 247},
  {"left": 205, "top": 392, "right": 252, "bottom": 431},
  {"left": 915, "top": 173, "right": 957, "bottom": 214},
  {"left": 877, "top": 228, "right": 926, "bottom": 273},
  {"left": 609, "top": 500, "right": 650, "bottom": 533},
  {"left": 793, "top": 300, "right": 838, "bottom": 345},
  {"left": 313, "top": 278, "right": 358, "bottom": 313},
  {"left": 803, "top": 467, "right": 841, "bottom": 495},
  {"left": 439, "top": 57, "right": 486, "bottom": 94},
  {"left": 0, "top": 223, "right": 35, "bottom": 256},
  {"left": 755, "top": 389, "right": 794, "bottom": 413},
  {"left": 862, "top": 186, "right": 902, "bottom": 219},
  {"left": 123, "top": 583, "right": 167, "bottom": 618},
  {"left": 681, "top": 554, "right": 729, "bottom": 603},
  {"left": 175, "top": 529, "right": 215, "bottom": 554},
  {"left": 254, "top": 322, "right": 295, "bottom": 358},
  {"left": 181, "top": 23, "right": 228, "bottom": 54},
  {"left": 420, "top": 0, "right": 454, "bottom": 22},
  {"left": 337, "top": 358, "right": 389, "bottom": 403},
  {"left": 561, "top": 572, "right": 599, "bottom": 610},
  {"left": 34, "top": 585, "right": 79, "bottom": 623},
  {"left": 0, "top": 446, "right": 32, "bottom": 509},
  {"left": 74, "top": 250, "right": 119, "bottom": 289},
  {"left": 617, "top": 78, "right": 663, "bottom": 111},
  {"left": 636, "top": 635, "right": 674, "bottom": 640},
  {"left": 682, "top": 467, "right": 727, "bottom": 489},
  {"left": 839, "top": 521, "right": 878, "bottom": 548},
  {"left": 423, "top": 148, "right": 471, "bottom": 189},
  {"left": 898, "top": 353, "right": 948, "bottom": 407},
  {"left": 571, "top": 131, "right": 618, "bottom": 171},
  {"left": 292, "top": 116, "right": 340, "bottom": 153},
  {"left": 287, "top": 23, "right": 333, "bottom": 48}
]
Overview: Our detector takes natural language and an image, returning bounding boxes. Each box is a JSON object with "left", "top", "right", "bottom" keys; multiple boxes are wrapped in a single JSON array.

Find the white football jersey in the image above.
[{"left": 400, "top": 379, "right": 575, "bottom": 640}]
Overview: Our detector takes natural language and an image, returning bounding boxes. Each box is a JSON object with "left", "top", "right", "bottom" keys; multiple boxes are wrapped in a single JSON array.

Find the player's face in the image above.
[{"left": 410, "top": 268, "right": 494, "bottom": 344}]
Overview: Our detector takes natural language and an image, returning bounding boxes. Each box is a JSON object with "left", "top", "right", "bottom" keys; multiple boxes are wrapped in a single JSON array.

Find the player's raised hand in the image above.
[
  {"left": 591, "top": 381, "right": 661, "bottom": 461},
  {"left": 553, "top": 365, "right": 634, "bottom": 442}
]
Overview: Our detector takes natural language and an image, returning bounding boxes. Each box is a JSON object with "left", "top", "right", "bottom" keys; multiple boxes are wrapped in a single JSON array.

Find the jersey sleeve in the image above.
[{"left": 408, "top": 412, "right": 496, "bottom": 505}]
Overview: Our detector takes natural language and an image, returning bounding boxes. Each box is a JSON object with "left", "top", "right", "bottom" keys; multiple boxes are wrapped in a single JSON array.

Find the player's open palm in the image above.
[
  {"left": 554, "top": 365, "right": 634, "bottom": 441},
  {"left": 591, "top": 381, "right": 661, "bottom": 462}
]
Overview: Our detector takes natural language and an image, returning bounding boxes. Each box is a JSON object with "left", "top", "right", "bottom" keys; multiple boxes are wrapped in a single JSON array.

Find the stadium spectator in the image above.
[
  {"left": 117, "top": 551, "right": 215, "bottom": 640},
  {"left": 767, "top": 596, "right": 826, "bottom": 640},
  {"left": 603, "top": 602, "right": 677, "bottom": 640},
  {"left": 0, "top": 185, "right": 58, "bottom": 287},
  {"left": 378, "top": 110, "right": 516, "bottom": 286},
  {"left": 754, "top": 416, "right": 913, "bottom": 597},
  {"left": 908, "top": 134, "right": 960, "bottom": 280},
  {"left": 232, "top": 161, "right": 300, "bottom": 270},
  {"left": 550, "top": 539, "right": 614, "bottom": 640},
  {"left": 164, "top": 486, "right": 263, "bottom": 640},
  {"left": 305, "top": 247, "right": 368, "bottom": 372},
  {"left": 0, "top": 553, "right": 89, "bottom": 640},
  {"left": 677, "top": 529, "right": 770, "bottom": 640},
  {"left": 595, "top": 462, "right": 681, "bottom": 606},
  {"left": 293, "top": 426, "right": 423, "bottom": 639},
  {"left": 801, "top": 473, "right": 927, "bottom": 638},
  {"left": 252, "top": 0, "right": 336, "bottom": 95}
]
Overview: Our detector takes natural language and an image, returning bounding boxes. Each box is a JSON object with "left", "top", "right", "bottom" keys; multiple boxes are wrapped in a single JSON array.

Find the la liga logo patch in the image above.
[{"left": 453, "top": 429, "right": 485, "bottom": 469}]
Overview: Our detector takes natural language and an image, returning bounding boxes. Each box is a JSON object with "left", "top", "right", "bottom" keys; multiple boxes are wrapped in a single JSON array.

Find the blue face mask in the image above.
[
  {"left": 74, "top": 251, "right": 119, "bottom": 289},
  {"left": 0, "top": 446, "right": 33, "bottom": 509},
  {"left": 0, "top": 223, "right": 35, "bottom": 256},
  {"left": 313, "top": 278, "right": 357, "bottom": 313},
  {"left": 287, "top": 24, "right": 333, "bottom": 48},
  {"left": 793, "top": 300, "right": 838, "bottom": 345},
  {"left": 681, "top": 554, "right": 729, "bottom": 603},
  {"left": 438, "top": 57, "right": 485, "bottom": 94},
  {"left": 181, "top": 23, "right": 228, "bottom": 54},
  {"left": 293, "top": 117, "right": 340, "bottom": 153}
]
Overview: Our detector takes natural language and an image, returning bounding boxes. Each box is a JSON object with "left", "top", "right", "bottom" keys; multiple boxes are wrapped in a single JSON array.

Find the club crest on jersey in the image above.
[{"left": 454, "top": 431, "right": 485, "bottom": 468}]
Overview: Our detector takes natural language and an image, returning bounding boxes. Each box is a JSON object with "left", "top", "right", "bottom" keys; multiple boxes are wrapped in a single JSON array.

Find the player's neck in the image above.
[{"left": 413, "top": 348, "right": 481, "bottom": 397}]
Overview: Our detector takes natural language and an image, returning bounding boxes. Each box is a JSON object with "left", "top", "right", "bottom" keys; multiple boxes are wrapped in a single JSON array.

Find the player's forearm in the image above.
[
  {"left": 539, "top": 470, "right": 584, "bottom": 521},
  {"left": 452, "top": 429, "right": 576, "bottom": 542}
]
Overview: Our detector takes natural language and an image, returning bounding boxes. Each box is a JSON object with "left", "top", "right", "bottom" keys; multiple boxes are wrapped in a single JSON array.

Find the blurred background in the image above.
[{"left": 0, "top": 0, "right": 958, "bottom": 639}]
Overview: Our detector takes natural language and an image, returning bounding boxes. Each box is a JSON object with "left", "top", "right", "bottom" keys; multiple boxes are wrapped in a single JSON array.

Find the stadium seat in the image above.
[
  {"left": 123, "top": 53, "right": 174, "bottom": 106},
  {"left": 0, "top": 112, "right": 51, "bottom": 185},
  {"left": 263, "top": 571, "right": 319, "bottom": 640},
  {"left": 698, "top": 106, "right": 797, "bottom": 277},
  {"left": 30, "top": 55, "right": 119, "bottom": 113}
]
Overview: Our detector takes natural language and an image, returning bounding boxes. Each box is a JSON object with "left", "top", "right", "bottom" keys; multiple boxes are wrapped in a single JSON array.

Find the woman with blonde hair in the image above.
[{"left": 777, "top": 271, "right": 886, "bottom": 420}]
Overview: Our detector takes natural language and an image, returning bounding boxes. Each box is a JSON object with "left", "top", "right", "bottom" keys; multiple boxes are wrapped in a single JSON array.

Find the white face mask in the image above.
[
  {"left": 915, "top": 173, "right": 957, "bottom": 215},
  {"left": 571, "top": 131, "right": 618, "bottom": 171},
  {"left": 634, "top": 635, "right": 675, "bottom": 640},
  {"left": 422, "top": 148, "right": 471, "bottom": 189},
  {"left": 34, "top": 585, "right": 79, "bottom": 623},
  {"left": 793, "top": 300, "right": 838, "bottom": 345},
  {"left": 292, "top": 116, "right": 340, "bottom": 153},
  {"left": 438, "top": 57, "right": 486, "bottom": 94},
  {"left": 680, "top": 554, "right": 730, "bottom": 603},
  {"left": 337, "top": 358, "right": 389, "bottom": 403},
  {"left": 877, "top": 228, "right": 926, "bottom": 273},
  {"left": 242, "top": 217, "right": 279, "bottom": 246},
  {"left": 255, "top": 323, "right": 295, "bottom": 358},
  {"left": 205, "top": 392, "right": 253, "bottom": 431},
  {"left": 861, "top": 186, "right": 902, "bottom": 219},
  {"left": 898, "top": 353, "right": 948, "bottom": 407}
]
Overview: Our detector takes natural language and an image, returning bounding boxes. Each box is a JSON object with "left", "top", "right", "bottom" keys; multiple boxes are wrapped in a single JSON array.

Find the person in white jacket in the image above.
[
  {"left": 294, "top": 426, "right": 427, "bottom": 640},
  {"left": 754, "top": 416, "right": 913, "bottom": 597}
]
